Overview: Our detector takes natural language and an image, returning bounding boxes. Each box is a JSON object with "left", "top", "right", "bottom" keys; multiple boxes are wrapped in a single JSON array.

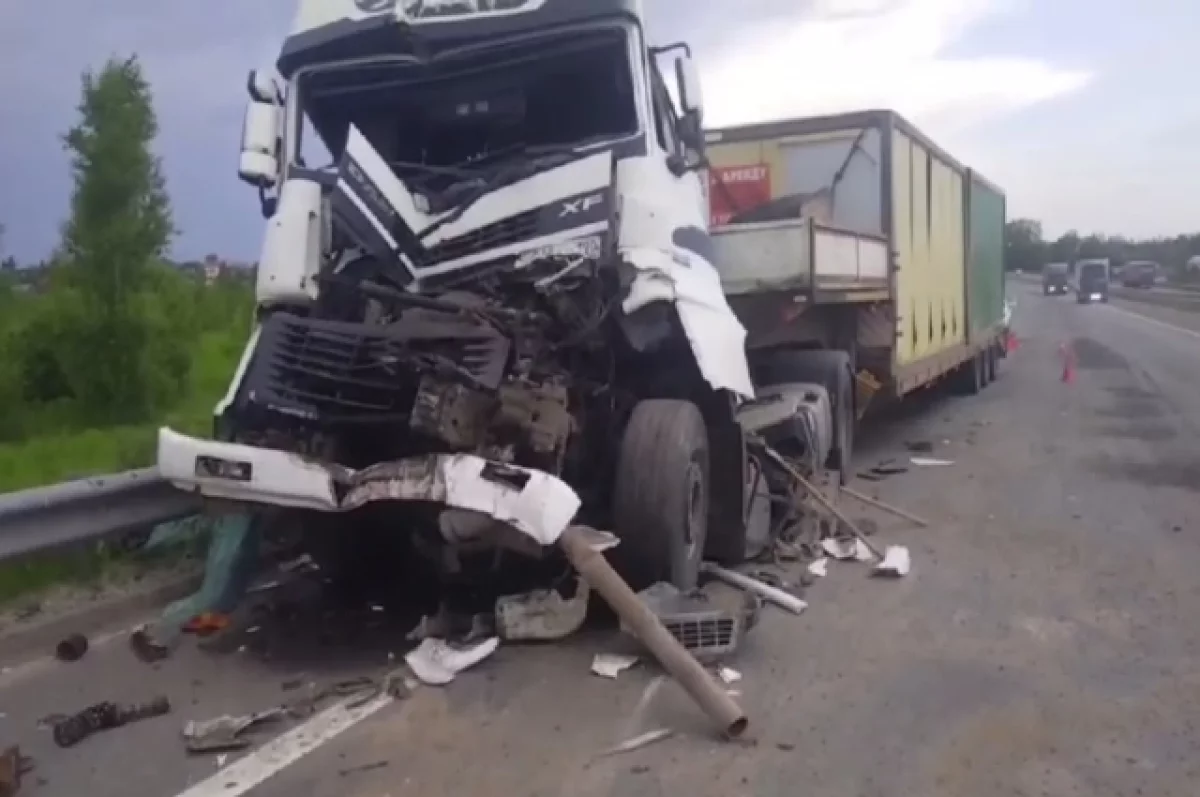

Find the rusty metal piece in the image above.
[{"left": 0, "top": 746, "right": 33, "bottom": 797}]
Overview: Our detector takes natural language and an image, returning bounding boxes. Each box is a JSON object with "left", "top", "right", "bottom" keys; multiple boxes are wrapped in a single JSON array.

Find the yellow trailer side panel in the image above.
[{"left": 892, "top": 132, "right": 966, "bottom": 366}]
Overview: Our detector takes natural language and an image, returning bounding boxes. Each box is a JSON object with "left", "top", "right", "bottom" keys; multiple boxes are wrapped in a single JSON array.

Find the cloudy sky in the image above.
[{"left": 1, "top": 0, "right": 1197, "bottom": 263}]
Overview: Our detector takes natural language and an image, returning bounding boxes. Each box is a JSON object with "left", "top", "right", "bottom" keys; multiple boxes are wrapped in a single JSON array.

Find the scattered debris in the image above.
[
  {"left": 718, "top": 667, "right": 742, "bottom": 685},
  {"left": 182, "top": 612, "right": 231, "bottom": 637},
  {"left": 871, "top": 464, "right": 909, "bottom": 477},
  {"left": 872, "top": 546, "right": 912, "bottom": 578},
  {"left": 910, "top": 457, "right": 954, "bottom": 467},
  {"left": 700, "top": 564, "right": 808, "bottom": 615},
  {"left": 54, "top": 633, "right": 89, "bottom": 663},
  {"left": 599, "top": 728, "right": 674, "bottom": 758},
  {"left": 559, "top": 526, "right": 747, "bottom": 739},
  {"left": 629, "top": 581, "right": 750, "bottom": 661},
  {"left": 129, "top": 625, "right": 170, "bottom": 663},
  {"left": 183, "top": 708, "right": 288, "bottom": 753},
  {"left": 821, "top": 538, "right": 873, "bottom": 562},
  {"left": 591, "top": 653, "right": 640, "bottom": 679},
  {"left": 807, "top": 558, "right": 829, "bottom": 578},
  {"left": 405, "top": 637, "right": 500, "bottom": 686},
  {"left": 839, "top": 487, "right": 931, "bottom": 527},
  {"left": 52, "top": 697, "right": 171, "bottom": 748},
  {"left": 495, "top": 576, "right": 590, "bottom": 641},
  {"left": 0, "top": 745, "right": 33, "bottom": 797},
  {"left": 904, "top": 440, "right": 935, "bottom": 454},
  {"left": 339, "top": 761, "right": 389, "bottom": 777}
]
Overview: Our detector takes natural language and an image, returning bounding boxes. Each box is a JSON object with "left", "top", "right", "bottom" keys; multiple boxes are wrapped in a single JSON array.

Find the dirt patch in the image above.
[
  {"left": 1091, "top": 424, "right": 1176, "bottom": 442},
  {"left": 1086, "top": 455, "right": 1200, "bottom": 493},
  {"left": 1071, "top": 337, "right": 1129, "bottom": 370}
]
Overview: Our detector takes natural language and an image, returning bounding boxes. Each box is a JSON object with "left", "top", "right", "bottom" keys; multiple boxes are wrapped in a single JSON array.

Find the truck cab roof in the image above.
[{"left": 280, "top": 0, "right": 642, "bottom": 77}]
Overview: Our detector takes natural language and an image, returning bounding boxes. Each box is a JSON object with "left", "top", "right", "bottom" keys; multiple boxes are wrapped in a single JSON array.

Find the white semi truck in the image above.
[{"left": 157, "top": 0, "right": 1002, "bottom": 596}]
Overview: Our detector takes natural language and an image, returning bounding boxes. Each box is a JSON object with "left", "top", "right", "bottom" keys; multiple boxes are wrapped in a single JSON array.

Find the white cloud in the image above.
[{"left": 696, "top": 0, "right": 1092, "bottom": 132}]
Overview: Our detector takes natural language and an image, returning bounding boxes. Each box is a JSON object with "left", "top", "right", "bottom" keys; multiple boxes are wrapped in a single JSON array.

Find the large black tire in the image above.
[
  {"left": 754, "top": 349, "right": 855, "bottom": 486},
  {"left": 956, "top": 351, "right": 985, "bottom": 395},
  {"left": 611, "top": 400, "right": 710, "bottom": 591}
]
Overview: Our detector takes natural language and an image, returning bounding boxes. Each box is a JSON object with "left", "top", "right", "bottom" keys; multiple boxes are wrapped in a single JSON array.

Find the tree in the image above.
[
  {"left": 1004, "top": 218, "right": 1046, "bottom": 273},
  {"left": 54, "top": 55, "right": 181, "bottom": 423}
]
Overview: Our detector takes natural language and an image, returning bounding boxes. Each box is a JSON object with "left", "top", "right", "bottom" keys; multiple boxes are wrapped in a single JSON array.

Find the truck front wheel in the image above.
[{"left": 610, "top": 400, "right": 709, "bottom": 592}]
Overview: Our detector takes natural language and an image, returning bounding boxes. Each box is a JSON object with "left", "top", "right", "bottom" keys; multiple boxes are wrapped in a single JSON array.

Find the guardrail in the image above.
[{"left": 0, "top": 469, "right": 200, "bottom": 563}]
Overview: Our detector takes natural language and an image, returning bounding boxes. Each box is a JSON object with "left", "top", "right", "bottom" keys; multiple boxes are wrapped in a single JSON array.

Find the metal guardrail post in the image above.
[{"left": 0, "top": 469, "right": 201, "bottom": 562}]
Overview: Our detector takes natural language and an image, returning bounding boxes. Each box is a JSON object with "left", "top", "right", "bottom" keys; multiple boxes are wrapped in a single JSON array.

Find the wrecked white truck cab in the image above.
[{"left": 158, "top": 0, "right": 830, "bottom": 593}]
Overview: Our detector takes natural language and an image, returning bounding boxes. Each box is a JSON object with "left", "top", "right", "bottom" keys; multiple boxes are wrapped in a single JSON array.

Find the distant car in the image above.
[
  {"left": 1075, "top": 259, "right": 1110, "bottom": 304},
  {"left": 1042, "top": 262, "right": 1070, "bottom": 295},
  {"left": 1121, "top": 260, "right": 1159, "bottom": 289}
]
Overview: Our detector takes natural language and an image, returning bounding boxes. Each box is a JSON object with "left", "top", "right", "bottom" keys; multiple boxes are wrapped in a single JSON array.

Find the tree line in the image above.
[
  {"left": 1004, "top": 219, "right": 1200, "bottom": 281},
  {"left": 0, "top": 56, "right": 251, "bottom": 444}
]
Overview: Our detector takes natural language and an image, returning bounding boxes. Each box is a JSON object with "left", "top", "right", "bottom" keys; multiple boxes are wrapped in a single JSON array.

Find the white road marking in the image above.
[
  {"left": 174, "top": 694, "right": 394, "bottom": 797},
  {"left": 1102, "top": 302, "right": 1200, "bottom": 341}
]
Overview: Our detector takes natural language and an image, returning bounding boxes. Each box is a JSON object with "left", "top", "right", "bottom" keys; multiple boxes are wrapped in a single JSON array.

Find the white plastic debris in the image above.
[
  {"left": 599, "top": 728, "right": 674, "bottom": 758},
  {"left": 591, "top": 653, "right": 639, "bottom": 679},
  {"left": 910, "top": 457, "right": 955, "bottom": 467},
  {"left": 718, "top": 667, "right": 742, "bottom": 685},
  {"left": 700, "top": 563, "right": 808, "bottom": 615},
  {"left": 404, "top": 637, "right": 499, "bottom": 686},
  {"left": 822, "top": 538, "right": 875, "bottom": 563},
  {"left": 807, "top": 558, "right": 829, "bottom": 578},
  {"left": 872, "top": 545, "right": 911, "bottom": 578}
]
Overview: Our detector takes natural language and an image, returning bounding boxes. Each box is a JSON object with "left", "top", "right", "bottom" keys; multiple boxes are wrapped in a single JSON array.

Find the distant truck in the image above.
[
  {"left": 1120, "top": 260, "right": 1159, "bottom": 288},
  {"left": 1074, "top": 258, "right": 1111, "bottom": 303},
  {"left": 1042, "top": 262, "right": 1070, "bottom": 295}
]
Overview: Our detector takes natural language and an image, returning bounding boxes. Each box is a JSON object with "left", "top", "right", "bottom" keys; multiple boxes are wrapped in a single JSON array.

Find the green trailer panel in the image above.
[{"left": 965, "top": 170, "right": 1006, "bottom": 342}]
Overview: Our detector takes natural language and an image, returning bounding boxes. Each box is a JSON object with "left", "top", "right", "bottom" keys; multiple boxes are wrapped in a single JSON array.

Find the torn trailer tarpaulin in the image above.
[{"left": 157, "top": 428, "right": 582, "bottom": 546}]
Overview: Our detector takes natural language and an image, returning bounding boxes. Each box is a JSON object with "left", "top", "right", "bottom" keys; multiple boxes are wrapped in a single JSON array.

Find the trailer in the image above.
[{"left": 704, "top": 109, "right": 1008, "bottom": 411}]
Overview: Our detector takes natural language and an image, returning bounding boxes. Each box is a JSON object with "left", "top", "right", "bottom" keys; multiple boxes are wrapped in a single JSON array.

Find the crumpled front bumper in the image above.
[{"left": 156, "top": 428, "right": 581, "bottom": 546}]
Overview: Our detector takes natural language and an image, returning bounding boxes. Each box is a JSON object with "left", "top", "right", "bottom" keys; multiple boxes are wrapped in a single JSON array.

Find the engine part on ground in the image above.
[
  {"left": 495, "top": 576, "right": 590, "bottom": 641},
  {"left": 558, "top": 525, "right": 748, "bottom": 739},
  {"left": 52, "top": 697, "right": 171, "bottom": 748},
  {"left": 0, "top": 746, "right": 33, "bottom": 797},
  {"left": 627, "top": 582, "right": 747, "bottom": 662},
  {"left": 54, "top": 633, "right": 89, "bottom": 662}
]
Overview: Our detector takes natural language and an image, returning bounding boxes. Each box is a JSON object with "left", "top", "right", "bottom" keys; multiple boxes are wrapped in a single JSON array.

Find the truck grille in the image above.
[
  {"left": 422, "top": 208, "right": 540, "bottom": 266},
  {"left": 241, "top": 312, "right": 510, "bottom": 424}
]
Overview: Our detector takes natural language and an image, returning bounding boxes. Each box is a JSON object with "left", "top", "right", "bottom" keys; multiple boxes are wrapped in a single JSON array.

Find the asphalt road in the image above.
[{"left": 5, "top": 285, "right": 1200, "bottom": 797}]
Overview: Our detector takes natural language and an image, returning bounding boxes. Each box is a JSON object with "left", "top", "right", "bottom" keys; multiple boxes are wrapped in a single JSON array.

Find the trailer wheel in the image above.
[
  {"left": 611, "top": 400, "right": 709, "bottom": 591},
  {"left": 958, "top": 352, "right": 985, "bottom": 395},
  {"left": 754, "top": 350, "right": 855, "bottom": 485}
]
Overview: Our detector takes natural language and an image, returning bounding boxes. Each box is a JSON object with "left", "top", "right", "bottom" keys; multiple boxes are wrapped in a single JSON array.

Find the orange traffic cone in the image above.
[
  {"left": 1005, "top": 330, "right": 1021, "bottom": 353},
  {"left": 1060, "top": 343, "right": 1076, "bottom": 384}
]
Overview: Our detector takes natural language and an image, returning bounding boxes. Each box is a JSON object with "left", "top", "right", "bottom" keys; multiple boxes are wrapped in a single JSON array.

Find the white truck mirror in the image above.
[
  {"left": 238, "top": 100, "right": 280, "bottom": 187},
  {"left": 675, "top": 55, "right": 704, "bottom": 121}
]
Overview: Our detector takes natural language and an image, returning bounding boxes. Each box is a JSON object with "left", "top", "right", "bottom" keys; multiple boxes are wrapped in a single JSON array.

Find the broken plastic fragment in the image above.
[
  {"left": 872, "top": 545, "right": 911, "bottom": 578},
  {"left": 591, "top": 653, "right": 639, "bottom": 679},
  {"left": 404, "top": 637, "right": 499, "bottom": 686},
  {"left": 910, "top": 457, "right": 954, "bottom": 467},
  {"left": 807, "top": 558, "right": 829, "bottom": 578},
  {"left": 718, "top": 667, "right": 742, "bottom": 685},
  {"left": 496, "top": 578, "right": 589, "bottom": 641}
]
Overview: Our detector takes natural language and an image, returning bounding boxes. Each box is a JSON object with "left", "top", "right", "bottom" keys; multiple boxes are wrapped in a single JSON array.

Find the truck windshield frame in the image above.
[{"left": 282, "top": 21, "right": 646, "bottom": 193}]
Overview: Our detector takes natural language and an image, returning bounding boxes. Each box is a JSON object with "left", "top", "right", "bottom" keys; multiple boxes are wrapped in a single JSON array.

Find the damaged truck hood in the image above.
[{"left": 331, "top": 125, "right": 612, "bottom": 290}]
